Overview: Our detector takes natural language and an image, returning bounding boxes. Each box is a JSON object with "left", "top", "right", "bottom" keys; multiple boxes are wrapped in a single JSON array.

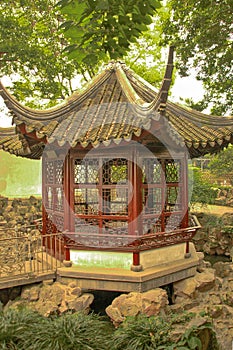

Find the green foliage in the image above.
[
  {"left": 162, "top": 0, "right": 233, "bottom": 115},
  {"left": 22, "top": 312, "right": 112, "bottom": 350},
  {"left": 0, "top": 308, "right": 219, "bottom": 350},
  {"left": 0, "top": 309, "right": 112, "bottom": 350},
  {"left": 0, "top": 0, "right": 165, "bottom": 108},
  {"left": 208, "top": 145, "right": 233, "bottom": 185},
  {"left": 0, "top": 307, "right": 45, "bottom": 349},
  {"left": 111, "top": 313, "right": 218, "bottom": 350},
  {"left": 189, "top": 166, "right": 217, "bottom": 205},
  {"left": 124, "top": 14, "right": 168, "bottom": 89},
  {"left": 58, "top": 0, "right": 162, "bottom": 65},
  {"left": 0, "top": 0, "right": 80, "bottom": 107}
]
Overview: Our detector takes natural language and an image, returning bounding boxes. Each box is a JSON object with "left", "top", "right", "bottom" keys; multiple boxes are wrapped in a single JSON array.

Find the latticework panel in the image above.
[
  {"left": 143, "top": 187, "right": 162, "bottom": 214},
  {"left": 165, "top": 214, "right": 182, "bottom": 231},
  {"left": 142, "top": 158, "right": 162, "bottom": 184},
  {"left": 165, "top": 160, "right": 181, "bottom": 183},
  {"left": 55, "top": 160, "right": 64, "bottom": 184},
  {"left": 74, "top": 188, "right": 99, "bottom": 215},
  {"left": 45, "top": 186, "right": 53, "bottom": 210},
  {"left": 143, "top": 216, "right": 162, "bottom": 234},
  {"left": 45, "top": 160, "right": 54, "bottom": 184},
  {"left": 102, "top": 188, "right": 128, "bottom": 215},
  {"left": 75, "top": 217, "right": 99, "bottom": 233},
  {"left": 53, "top": 214, "right": 64, "bottom": 232},
  {"left": 54, "top": 187, "right": 64, "bottom": 212},
  {"left": 74, "top": 159, "right": 99, "bottom": 184},
  {"left": 102, "top": 158, "right": 128, "bottom": 185},
  {"left": 165, "top": 186, "right": 182, "bottom": 212},
  {"left": 102, "top": 219, "right": 128, "bottom": 235}
]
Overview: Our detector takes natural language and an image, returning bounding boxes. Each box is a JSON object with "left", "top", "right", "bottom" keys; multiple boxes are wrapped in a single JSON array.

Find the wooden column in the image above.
[
  {"left": 128, "top": 147, "right": 143, "bottom": 235},
  {"left": 129, "top": 147, "right": 143, "bottom": 271},
  {"left": 63, "top": 151, "right": 72, "bottom": 265},
  {"left": 64, "top": 151, "right": 71, "bottom": 231}
]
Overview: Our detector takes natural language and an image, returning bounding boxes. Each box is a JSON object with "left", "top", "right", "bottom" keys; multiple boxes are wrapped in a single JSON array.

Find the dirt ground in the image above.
[{"left": 191, "top": 204, "right": 233, "bottom": 216}]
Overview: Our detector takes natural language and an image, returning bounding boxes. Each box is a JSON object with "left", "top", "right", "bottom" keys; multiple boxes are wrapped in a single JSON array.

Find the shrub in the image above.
[
  {"left": 110, "top": 313, "right": 218, "bottom": 350},
  {"left": 23, "top": 312, "right": 112, "bottom": 350},
  {"left": 0, "top": 307, "right": 45, "bottom": 349},
  {"left": 0, "top": 308, "right": 112, "bottom": 350},
  {"left": 189, "top": 166, "right": 217, "bottom": 205}
]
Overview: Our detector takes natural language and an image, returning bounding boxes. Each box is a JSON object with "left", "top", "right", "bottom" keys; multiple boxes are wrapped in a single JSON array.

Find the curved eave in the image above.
[
  {"left": 0, "top": 126, "right": 17, "bottom": 137},
  {"left": 167, "top": 101, "right": 233, "bottom": 127},
  {"left": 0, "top": 68, "right": 114, "bottom": 122},
  {"left": 165, "top": 110, "right": 233, "bottom": 158}
]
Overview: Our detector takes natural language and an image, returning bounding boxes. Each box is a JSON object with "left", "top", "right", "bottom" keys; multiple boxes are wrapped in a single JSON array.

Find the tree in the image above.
[
  {"left": 0, "top": 0, "right": 163, "bottom": 107},
  {"left": 161, "top": 0, "right": 233, "bottom": 115},
  {"left": 58, "top": 0, "right": 162, "bottom": 70},
  {"left": 208, "top": 145, "right": 233, "bottom": 185},
  {"left": 0, "top": 0, "right": 80, "bottom": 107}
]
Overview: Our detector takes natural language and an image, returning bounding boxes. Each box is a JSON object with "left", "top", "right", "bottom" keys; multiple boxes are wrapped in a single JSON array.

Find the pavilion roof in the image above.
[{"left": 0, "top": 57, "right": 233, "bottom": 159}]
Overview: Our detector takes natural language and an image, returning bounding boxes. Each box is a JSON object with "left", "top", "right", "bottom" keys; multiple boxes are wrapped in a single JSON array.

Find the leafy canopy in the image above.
[
  {"left": 0, "top": 0, "right": 163, "bottom": 108},
  {"left": 0, "top": 0, "right": 80, "bottom": 107},
  {"left": 208, "top": 145, "right": 233, "bottom": 185},
  {"left": 58, "top": 0, "right": 162, "bottom": 67},
  {"left": 162, "top": 0, "right": 233, "bottom": 115}
]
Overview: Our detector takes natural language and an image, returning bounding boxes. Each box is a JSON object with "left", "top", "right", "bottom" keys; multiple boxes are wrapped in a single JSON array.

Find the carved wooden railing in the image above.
[{"left": 63, "top": 215, "right": 201, "bottom": 252}]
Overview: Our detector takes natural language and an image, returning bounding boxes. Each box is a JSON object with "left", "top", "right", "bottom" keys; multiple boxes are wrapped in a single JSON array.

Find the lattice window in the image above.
[
  {"left": 55, "top": 160, "right": 64, "bottom": 184},
  {"left": 102, "top": 158, "right": 127, "bottom": 185},
  {"left": 74, "top": 159, "right": 99, "bottom": 184},
  {"left": 143, "top": 217, "right": 162, "bottom": 234},
  {"left": 165, "top": 186, "right": 181, "bottom": 212},
  {"left": 165, "top": 160, "right": 181, "bottom": 183},
  {"left": 75, "top": 217, "right": 99, "bottom": 233},
  {"left": 46, "top": 186, "right": 53, "bottom": 209},
  {"left": 53, "top": 214, "right": 64, "bottom": 232},
  {"left": 142, "top": 158, "right": 162, "bottom": 184},
  {"left": 55, "top": 187, "right": 64, "bottom": 212},
  {"left": 103, "top": 188, "right": 128, "bottom": 215},
  {"left": 74, "top": 188, "right": 99, "bottom": 215},
  {"left": 165, "top": 214, "right": 182, "bottom": 231},
  {"left": 143, "top": 188, "right": 162, "bottom": 214},
  {"left": 102, "top": 220, "right": 128, "bottom": 235},
  {"left": 45, "top": 161, "right": 54, "bottom": 184},
  {"left": 45, "top": 213, "right": 54, "bottom": 235}
]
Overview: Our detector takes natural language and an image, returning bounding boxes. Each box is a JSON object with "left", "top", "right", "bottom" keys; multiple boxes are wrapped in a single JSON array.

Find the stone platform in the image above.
[{"left": 57, "top": 243, "right": 199, "bottom": 292}]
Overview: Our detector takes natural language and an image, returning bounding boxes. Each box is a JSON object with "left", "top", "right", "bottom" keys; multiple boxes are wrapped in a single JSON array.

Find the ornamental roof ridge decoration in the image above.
[{"left": 0, "top": 46, "right": 233, "bottom": 159}]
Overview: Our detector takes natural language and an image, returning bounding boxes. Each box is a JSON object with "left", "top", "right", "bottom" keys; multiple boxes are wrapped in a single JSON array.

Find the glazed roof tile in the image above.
[{"left": 0, "top": 58, "right": 233, "bottom": 159}]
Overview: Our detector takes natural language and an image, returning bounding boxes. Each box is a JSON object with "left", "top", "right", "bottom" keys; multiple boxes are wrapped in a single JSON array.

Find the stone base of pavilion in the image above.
[{"left": 57, "top": 243, "right": 199, "bottom": 292}]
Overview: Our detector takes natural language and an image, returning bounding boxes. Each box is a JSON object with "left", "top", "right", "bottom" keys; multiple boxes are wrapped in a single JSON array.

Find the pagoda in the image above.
[{"left": 1, "top": 48, "right": 233, "bottom": 291}]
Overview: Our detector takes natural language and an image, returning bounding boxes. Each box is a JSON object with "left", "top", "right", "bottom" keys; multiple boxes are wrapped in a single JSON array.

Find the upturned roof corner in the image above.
[{"left": 0, "top": 50, "right": 233, "bottom": 159}]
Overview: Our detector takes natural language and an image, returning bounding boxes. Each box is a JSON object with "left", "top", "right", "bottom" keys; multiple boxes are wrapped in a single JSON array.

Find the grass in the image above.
[{"left": 0, "top": 307, "right": 219, "bottom": 350}]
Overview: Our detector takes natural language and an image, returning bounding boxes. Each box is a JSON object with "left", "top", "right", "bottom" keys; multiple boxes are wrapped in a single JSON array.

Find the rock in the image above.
[
  {"left": 221, "top": 213, "right": 233, "bottom": 226},
  {"left": 5, "top": 280, "right": 94, "bottom": 317},
  {"left": 194, "top": 269, "right": 216, "bottom": 292},
  {"left": 18, "top": 206, "right": 29, "bottom": 215},
  {"left": 112, "top": 292, "right": 142, "bottom": 317},
  {"left": 42, "top": 279, "right": 54, "bottom": 286},
  {"left": 106, "top": 288, "right": 168, "bottom": 326},
  {"left": 173, "top": 277, "right": 198, "bottom": 299},
  {"left": 141, "top": 289, "right": 168, "bottom": 316},
  {"left": 105, "top": 306, "right": 125, "bottom": 326},
  {"left": 70, "top": 287, "right": 82, "bottom": 297},
  {"left": 213, "top": 261, "right": 233, "bottom": 278},
  {"left": 21, "top": 285, "right": 40, "bottom": 302}
]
